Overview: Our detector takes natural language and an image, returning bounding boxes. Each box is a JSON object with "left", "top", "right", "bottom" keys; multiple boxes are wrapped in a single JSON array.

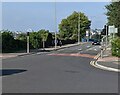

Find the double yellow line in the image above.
[{"left": 94, "top": 53, "right": 100, "bottom": 60}]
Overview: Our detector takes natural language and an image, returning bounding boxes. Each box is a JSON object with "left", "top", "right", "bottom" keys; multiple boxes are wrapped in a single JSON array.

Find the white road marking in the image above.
[
  {"left": 37, "top": 52, "right": 42, "bottom": 54},
  {"left": 78, "top": 48, "right": 82, "bottom": 51},
  {"left": 58, "top": 49, "right": 65, "bottom": 51},
  {"left": 94, "top": 49, "right": 97, "bottom": 51},
  {"left": 87, "top": 46, "right": 90, "bottom": 48}
]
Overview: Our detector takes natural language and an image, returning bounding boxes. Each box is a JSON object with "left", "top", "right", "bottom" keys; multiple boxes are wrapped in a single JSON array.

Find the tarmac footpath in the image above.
[{"left": 90, "top": 53, "right": 120, "bottom": 72}]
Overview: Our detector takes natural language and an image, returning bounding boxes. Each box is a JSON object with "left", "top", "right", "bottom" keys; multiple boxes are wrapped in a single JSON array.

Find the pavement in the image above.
[
  {"left": 91, "top": 48, "right": 120, "bottom": 72},
  {"left": 0, "top": 43, "right": 81, "bottom": 59},
  {"left": 96, "top": 55, "right": 120, "bottom": 72}
]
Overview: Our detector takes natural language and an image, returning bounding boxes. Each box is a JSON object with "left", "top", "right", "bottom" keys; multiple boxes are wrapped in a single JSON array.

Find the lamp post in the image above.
[
  {"left": 106, "top": 25, "right": 108, "bottom": 48},
  {"left": 54, "top": 1, "right": 57, "bottom": 49},
  {"left": 78, "top": 12, "right": 80, "bottom": 44}
]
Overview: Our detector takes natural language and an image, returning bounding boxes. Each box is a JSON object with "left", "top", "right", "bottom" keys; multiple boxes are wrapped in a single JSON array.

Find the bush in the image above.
[
  {"left": 111, "top": 37, "right": 120, "bottom": 57},
  {"left": 61, "top": 39, "right": 76, "bottom": 45}
]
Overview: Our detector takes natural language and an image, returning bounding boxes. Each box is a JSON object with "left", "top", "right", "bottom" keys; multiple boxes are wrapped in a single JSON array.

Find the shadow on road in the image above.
[{"left": 0, "top": 69, "right": 27, "bottom": 76}]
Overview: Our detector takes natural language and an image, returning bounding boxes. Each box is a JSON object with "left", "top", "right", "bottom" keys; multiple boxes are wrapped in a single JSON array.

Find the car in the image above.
[{"left": 92, "top": 40, "right": 101, "bottom": 45}]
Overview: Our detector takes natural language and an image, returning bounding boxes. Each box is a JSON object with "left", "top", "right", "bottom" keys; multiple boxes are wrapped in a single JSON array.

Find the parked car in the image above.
[{"left": 92, "top": 40, "right": 100, "bottom": 45}]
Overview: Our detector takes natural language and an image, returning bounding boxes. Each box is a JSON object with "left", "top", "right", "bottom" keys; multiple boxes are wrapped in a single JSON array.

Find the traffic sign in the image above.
[{"left": 108, "top": 25, "right": 115, "bottom": 34}]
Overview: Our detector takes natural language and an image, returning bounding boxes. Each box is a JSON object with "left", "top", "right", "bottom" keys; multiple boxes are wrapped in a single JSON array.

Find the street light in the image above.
[
  {"left": 78, "top": 12, "right": 80, "bottom": 44},
  {"left": 54, "top": 1, "right": 57, "bottom": 49}
]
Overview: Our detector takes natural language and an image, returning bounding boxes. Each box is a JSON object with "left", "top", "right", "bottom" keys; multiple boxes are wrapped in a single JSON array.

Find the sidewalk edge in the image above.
[{"left": 90, "top": 53, "right": 120, "bottom": 73}]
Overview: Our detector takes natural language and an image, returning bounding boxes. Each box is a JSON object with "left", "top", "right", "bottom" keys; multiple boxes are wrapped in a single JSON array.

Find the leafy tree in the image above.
[
  {"left": 38, "top": 29, "right": 49, "bottom": 48},
  {"left": 106, "top": 2, "right": 120, "bottom": 36},
  {"left": 17, "top": 33, "right": 26, "bottom": 41},
  {"left": 46, "top": 32, "right": 53, "bottom": 47},
  {"left": 2, "top": 31, "right": 15, "bottom": 52},
  {"left": 29, "top": 32, "right": 42, "bottom": 49},
  {"left": 38, "top": 29, "right": 49, "bottom": 42},
  {"left": 59, "top": 11, "right": 91, "bottom": 41}
]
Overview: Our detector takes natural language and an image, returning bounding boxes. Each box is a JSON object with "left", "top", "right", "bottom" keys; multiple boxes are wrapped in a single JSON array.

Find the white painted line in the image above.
[
  {"left": 87, "top": 46, "right": 90, "bottom": 48},
  {"left": 94, "top": 49, "right": 97, "bottom": 51},
  {"left": 78, "top": 48, "right": 82, "bottom": 51},
  {"left": 58, "top": 49, "right": 65, "bottom": 51},
  {"left": 37, "top": 52, "right": 42, "bottom": 54}
]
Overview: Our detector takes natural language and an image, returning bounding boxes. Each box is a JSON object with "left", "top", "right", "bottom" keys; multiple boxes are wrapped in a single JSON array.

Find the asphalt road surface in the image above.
[{"left": 2, "top": 42, "right": 118, "bottom": 93}]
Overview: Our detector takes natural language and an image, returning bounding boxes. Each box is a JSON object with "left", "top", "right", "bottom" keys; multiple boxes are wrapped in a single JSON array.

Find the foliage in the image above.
[
  {"left": 38, "top": 29, "right": 49, "bottom": 41},
  {"left": 59, "top": 11, "right": 91, "bottom": 41},
  {"left": 29, "top": 32, "right": 42, "bottom": 49},
  {"left": 17, "top": 33, "right": 26, "bottom": 41},
  {"left": 29, "top": 29, "right": 53, "bottom": 48},
  {"left": 2, "top": 31, "right": 15, "bottom": 52},
  {"left": 1, "top": 30, "right": 27, "bottom": 53},
  {"left": 111, "top": 37, "right": 120, "bottom": 57},
  {"left": 106, "top": 2, "right": 120, "bottom": 36}
]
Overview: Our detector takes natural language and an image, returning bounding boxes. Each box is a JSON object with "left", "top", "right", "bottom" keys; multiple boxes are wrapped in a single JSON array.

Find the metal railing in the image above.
[{"left": 100, "top": 35, "right": 111, "bottom": 58}]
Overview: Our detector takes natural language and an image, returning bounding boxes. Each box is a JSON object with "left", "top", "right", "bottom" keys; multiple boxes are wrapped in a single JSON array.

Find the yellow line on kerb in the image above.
[{"left": 94, "top": 53, "right": 100, "bottom": 59}]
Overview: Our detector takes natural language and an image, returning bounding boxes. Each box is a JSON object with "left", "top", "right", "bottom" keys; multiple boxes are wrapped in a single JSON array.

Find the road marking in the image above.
[
  {"left": 94, "top": 53, "right": 100, "bottom": 59},
  {"left": 78, "top": 48, "right": 82, "bottom": 50},
  {"left": 87, "top": 46, "right": 90, "bottom": 48},
  {"left": 94, "top": 49, "right": 97, "bottom": 51},
  {"left": 58, "top": 49, "right": 65, "bottom": 51},
  {"left": 36, "top": 52, "right": 42, "bottom": 54}
]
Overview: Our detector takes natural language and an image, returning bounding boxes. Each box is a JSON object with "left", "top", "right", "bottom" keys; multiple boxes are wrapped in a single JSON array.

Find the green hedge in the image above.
[{"left": 111, "top": 37, "right": 120, "bottom": 57}]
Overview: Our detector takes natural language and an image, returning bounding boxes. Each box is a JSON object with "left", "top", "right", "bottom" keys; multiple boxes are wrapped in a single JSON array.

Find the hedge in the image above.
[{"left": 111, "top": 37, "right": 120, "bottom": 57}]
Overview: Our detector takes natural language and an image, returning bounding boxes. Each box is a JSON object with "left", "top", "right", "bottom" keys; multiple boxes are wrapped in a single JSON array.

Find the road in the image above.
[{"left": 2, "top": 43, "right": 118, "bottom": 93}]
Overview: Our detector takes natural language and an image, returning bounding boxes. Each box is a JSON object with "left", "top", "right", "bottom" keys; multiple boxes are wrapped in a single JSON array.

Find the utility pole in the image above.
[
  {"left": 54, "top": 1, "right": 57, "bottom": 49},
  {"left": 26, "top": 28, "right": 32, "bottom": 53},
  {"left": 78, "top": 12, "right": 80, "bottom": 44},
  {"left": 27, "top": 32, "right": 29, "bottom": 53},
  {"left": 106, "top": 25, "right": 108, "bottom": 48}
]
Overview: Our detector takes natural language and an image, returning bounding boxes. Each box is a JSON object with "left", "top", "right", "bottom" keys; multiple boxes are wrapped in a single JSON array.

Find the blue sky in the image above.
[{"left": 2, "top": 2, "right": 109, "bottom": 32}]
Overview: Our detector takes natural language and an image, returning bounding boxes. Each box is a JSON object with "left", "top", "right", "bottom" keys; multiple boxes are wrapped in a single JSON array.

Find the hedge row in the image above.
[{"left": 111, "top": 37, "right": 120, "bottom": 57}]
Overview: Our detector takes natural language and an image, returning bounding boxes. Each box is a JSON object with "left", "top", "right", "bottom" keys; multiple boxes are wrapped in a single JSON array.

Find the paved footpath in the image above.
[
  {"left": 96, "top": 55, "right": 120, "bottom": 72},
  {"left": 0, "top": 43, "right": 83, "bottom": 59}
]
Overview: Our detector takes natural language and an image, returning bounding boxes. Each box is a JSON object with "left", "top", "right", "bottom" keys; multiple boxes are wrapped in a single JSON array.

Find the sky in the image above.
[{"left": 2, "top": 2, "right": 110, "bottom": 32}]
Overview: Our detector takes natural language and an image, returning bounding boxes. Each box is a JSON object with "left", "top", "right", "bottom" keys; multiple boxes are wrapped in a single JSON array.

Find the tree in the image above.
[
  {"left": 17, "top": 33, "right": 26, "bottom": 41},
  {"left": 29, "top": 32, "right": 42, "bottom": 49},
  {"left": 46, "top": 32, "right": 53, "bottom": 47},
  {"left": 2, "top": 30, "right": 15, "bottom": 52},
  {"left": 38, "top": 29, "right": 49, "bottom": 48},
  {"left": 59, "top": 11, "right": 91, "bottom": 41},
  {"left": 106, "top": 2, "right": 120, "bottom": 36}
]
